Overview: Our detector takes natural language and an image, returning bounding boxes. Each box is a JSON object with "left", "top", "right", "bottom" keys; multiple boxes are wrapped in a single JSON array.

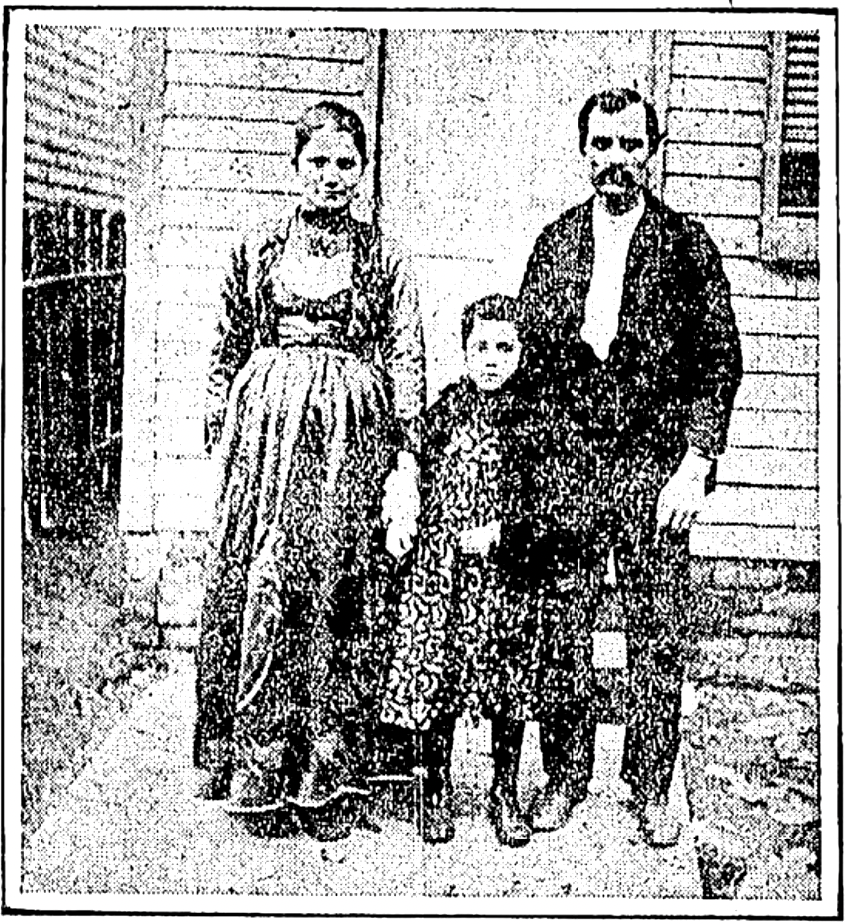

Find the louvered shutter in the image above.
[
  {"left": 761, "top": 30, "right": 818, "bottom": 262},
  {"left": 778, "top": 32, "right": 819, "bottom": 217}
]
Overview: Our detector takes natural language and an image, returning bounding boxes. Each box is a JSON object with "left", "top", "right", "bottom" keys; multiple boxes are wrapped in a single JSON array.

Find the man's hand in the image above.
[
  {"left": 381, "top": 451, "right": 420, "bottom": 559},
  {"left": 459, "top": 520, "right": 501, "bottom": 557},
  {"left": 656, "top": 449, "right": 713, "bottom": 533}
]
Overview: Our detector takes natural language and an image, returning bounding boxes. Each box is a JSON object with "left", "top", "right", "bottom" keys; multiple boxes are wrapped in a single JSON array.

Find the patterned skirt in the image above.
[{"left": 380, "top": 532, "right": 595, "bottom": 731}]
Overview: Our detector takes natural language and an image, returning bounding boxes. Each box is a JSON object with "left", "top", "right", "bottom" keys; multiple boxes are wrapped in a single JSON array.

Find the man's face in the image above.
[
  {"left": 584, "top": 102, "right": 653, "bottom": 212},
  {"left": 465, "top": 319, "right": 522, "bottom": 392}
]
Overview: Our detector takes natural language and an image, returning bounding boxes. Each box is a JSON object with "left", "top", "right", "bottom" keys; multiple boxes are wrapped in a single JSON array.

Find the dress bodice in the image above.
[{"left": 282, "top": 287, "right": 354, "bottom": 327}]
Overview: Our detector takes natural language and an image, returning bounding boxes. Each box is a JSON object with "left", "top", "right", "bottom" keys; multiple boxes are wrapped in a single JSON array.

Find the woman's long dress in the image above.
[{"left": 194, "top": 210, "right": 424, "bottom": 811}]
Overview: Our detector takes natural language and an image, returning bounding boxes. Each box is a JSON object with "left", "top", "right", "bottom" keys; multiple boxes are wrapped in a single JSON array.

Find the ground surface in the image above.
[
  {"left": 19, "top": 530, "right": 821, "bottom": 904},
  {"left": 21, "top": 520, "right": 166, "bottom": 834},
  {"left": 682, "top": 682, "right": 820, "bottom": 900},
  {"left": 22, "top": 653, "right": 700, "bottom": 902}
]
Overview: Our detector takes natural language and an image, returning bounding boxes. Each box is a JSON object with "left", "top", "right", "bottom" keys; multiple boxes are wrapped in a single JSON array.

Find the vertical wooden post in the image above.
[
  {"left": 120, "top": 27, "right": 166, "bottom": 534},
  {"left": 650, "top": 30, "right": 674, "bottom": 199}
]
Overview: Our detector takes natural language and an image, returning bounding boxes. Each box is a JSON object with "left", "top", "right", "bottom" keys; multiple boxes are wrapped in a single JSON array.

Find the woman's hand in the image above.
[
  {"left": 382, "top": 451, "right": 420, "bottom": 559},
  {"left": 459, "top": 520, "right": 501, "bottom": 557}
]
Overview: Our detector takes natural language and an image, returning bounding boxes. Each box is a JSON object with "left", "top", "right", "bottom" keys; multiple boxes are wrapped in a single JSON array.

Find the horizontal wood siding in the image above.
[
  {"left": 663, "top": 30, "right": 819, "bottom": 561},
  {"left": 154, "top": 27, "right": 378, "bottom": 532},
  {"left": 24, "top": 26, "right": 131, "bottom": 209}
]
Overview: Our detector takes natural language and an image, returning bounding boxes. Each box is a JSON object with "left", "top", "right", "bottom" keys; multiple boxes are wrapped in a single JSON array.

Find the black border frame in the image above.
[{"left": 2, "top": 6, "right": 841, "bottom": 918}]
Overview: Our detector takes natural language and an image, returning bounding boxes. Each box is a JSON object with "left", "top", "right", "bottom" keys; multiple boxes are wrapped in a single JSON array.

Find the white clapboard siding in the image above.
[
  {"left": 158, "top": 414, "right": 207, "bottom": 459},
  {"left": 732, "top": 296, "right": 818, "bottom": 335},
  {"left": 158, "top": 380, "right": 205, "bottom": 423},
  {"left": 163, "top": 118, "right": 297, "bottom": 153},
  {"left": 162, "top": 149, "right": 296, "bottom": 194},
  {"left": 29, "top": 24, "right": 110, "bottom": 74},
  {"left": 158, "top": 334, "right": 216, "bottom": 378},
  {"left": 165, "top": 85, "right": 363, "bottom": 121},
  {"left": 668, "top": 77, "right": 766, "bottom": 112},
  {"left": 719, "top": 448, "right": 817, "bottom": 489},
  {"left": 691, "top": 525, "right": 818, "bottom": 560},
  {"left": 157, "top": 298, "right": 220, "bottom": 344},
  {"left": 665, "top": 176, "right": 761, "bottom": 216},
  {"left": 674, "top": 31, "right": 769, "bottom": 48},
  {"left": 662, "top": 29, "right": 819, "bottom": 560},
  {"left": 25, "top": 101, "right": 125, "bottom": 165},
  {"left": 666, "top": 110, "right": 766, "bottom": 145},
  {"left": 740, "top": 334, "right": 817, "bottom": 374},
  {"left": 158, "top": 267, "right": 233, "bottom": 307},
  {"left": 155, "top": 458, "right": 214, "bottom": 501},
  {"left": 158, "top": 227, "right": 239, "bottom": 269},
  {"left": 24, "top": 25, "right": 131, "bottom": 208},
  {"left": 734, "top": 373, "right": 816, "bottom": 412},
  {"left": 724, "top": 259, "right": 818, "bottom": 299},
  {"left": 163, "top": 189, "right": 298, "bottom": 230},
  {"left": 666, "top": 143, "right": 763, "bottom": 178},
  {"left": 672, "top": 44, "right": 769, "bottom": 81},
  {"left": 699, "top": 216, "right": 760, "bottom": 258},
  {"left": 168, "top": 52, "right": 363, "bottom": 94},
  {"left": 167, "top": 27, "right": 368, "bottom": 59},
  {"left": 728, "top": 409, "right": 815, "bottom": 450},
  {"left": 700, "top": 485, "right": 817, "bottom": 527}
]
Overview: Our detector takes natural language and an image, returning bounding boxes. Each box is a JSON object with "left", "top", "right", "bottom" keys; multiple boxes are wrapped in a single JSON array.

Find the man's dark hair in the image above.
[
  {"left": 578, "top": 88, "right": 661, "bottom": 156},
  {"left": 461, "top": 294, "right": 523, "bottom": 351}
]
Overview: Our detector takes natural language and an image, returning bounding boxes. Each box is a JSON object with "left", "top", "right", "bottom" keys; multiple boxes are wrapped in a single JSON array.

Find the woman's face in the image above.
[{"left": 297, "top": 127, "right": 364, "bottom": 212}]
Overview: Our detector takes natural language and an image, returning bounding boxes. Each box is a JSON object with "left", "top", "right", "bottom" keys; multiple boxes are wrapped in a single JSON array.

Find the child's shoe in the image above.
[
  {"left": 489, "top": 784, "right": 531, "bottom": 847},
  {"left": 422, "top": 770, "right": 455, "bottom": 843},
  {"left": 530, "top": 779, "right": 581, "bottom": 832}
]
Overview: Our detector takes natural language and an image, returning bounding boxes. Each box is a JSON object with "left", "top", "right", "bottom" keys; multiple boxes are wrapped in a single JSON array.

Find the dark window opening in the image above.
[{"left": 778, "top": 150, "right": 819, "bottom": 215}]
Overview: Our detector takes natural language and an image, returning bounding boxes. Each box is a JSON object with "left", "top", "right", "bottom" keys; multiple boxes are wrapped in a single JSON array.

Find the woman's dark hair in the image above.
[
  {"left": 292, "top": 100, "right": 369, "bottom": 167},
  {"left": 577, "top": 88, "right": 661, "bottom": 156},
  {"left": 461, "top": 294, "right": 523, "bottom": 350}
]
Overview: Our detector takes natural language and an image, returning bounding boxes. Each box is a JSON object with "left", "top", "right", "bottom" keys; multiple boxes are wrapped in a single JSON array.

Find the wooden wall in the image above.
[
  {"left": 24, "top": 25, "right": 131, "bottom": 210},
  {"left": 658, "top": 31, "right": 818, "bottom": 560},
  {"left": 119, "top": 27, "right": 380, "bottom": 533},
  {"left": 115, "top": 26, "right": 819, "bottom": 563},
  {"left": 380, "top": 29, "right": 818, "bottom": 562}
]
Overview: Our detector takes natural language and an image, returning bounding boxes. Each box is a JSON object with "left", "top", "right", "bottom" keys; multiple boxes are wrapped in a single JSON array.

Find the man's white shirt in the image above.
[{"left": 581, "top": 194, "right": 646, "bottom": 361}]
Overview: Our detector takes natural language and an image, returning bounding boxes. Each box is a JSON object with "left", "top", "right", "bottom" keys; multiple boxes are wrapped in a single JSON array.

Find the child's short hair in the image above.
[{"left": 460, "top": 294, "right": 523, "bottom": 351}]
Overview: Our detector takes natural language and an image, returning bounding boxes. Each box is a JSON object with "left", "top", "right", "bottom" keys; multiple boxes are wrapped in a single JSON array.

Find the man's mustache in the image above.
[{"left": 595, "top": 165, "right": 637, "bottom": 187}]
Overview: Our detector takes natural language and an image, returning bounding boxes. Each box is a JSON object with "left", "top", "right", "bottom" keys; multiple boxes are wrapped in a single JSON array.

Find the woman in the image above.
[{"left": 194, "top": 101, "right": 425, "bottom": 839}]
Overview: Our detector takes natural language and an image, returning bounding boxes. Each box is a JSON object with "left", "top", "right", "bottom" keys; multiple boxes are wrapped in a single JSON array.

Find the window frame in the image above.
[{"left": 761, "top": 30, "right": 818, "bottom": 263}]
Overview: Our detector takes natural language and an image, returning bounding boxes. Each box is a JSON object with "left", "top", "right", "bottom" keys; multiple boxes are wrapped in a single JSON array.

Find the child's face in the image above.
[{"left": 465, "top": 319, "right": 522, "bottom": 391}]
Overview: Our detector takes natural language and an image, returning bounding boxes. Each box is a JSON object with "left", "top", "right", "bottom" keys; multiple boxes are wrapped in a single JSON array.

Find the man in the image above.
[{"left": 518, "top": 88, "right": 743, "bottom": 846}]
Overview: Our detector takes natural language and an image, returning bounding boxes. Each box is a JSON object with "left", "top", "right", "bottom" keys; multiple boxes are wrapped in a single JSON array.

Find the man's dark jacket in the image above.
[{"left": 518, "top": 191, "right": 744, "bottom": 470}]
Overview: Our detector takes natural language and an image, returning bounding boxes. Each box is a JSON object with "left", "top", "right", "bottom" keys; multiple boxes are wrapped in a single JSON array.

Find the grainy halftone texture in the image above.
[{"left": 19, "top": 21, "right": 822, "bottom": 906}]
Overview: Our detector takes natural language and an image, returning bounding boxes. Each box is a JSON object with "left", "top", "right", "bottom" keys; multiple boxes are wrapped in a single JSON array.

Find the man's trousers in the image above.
[{"left": 539, "top": 446, "right": 694, "bottom": 804}]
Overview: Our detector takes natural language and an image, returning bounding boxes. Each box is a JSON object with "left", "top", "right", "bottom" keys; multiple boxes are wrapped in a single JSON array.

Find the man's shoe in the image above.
[
  {"left": 489, "top": 785, "right": 531, "bottom": 847},
  {"left": 639, "top": 797, "right": 681, "bottom": 848},
  {"left": 530, "top": 780, "right": 581, "bottom": 832},
  {"left": 421, "top": 781, "right": 456, "bottom": 843},
  {"left": 196, "top": 767, "right": 230, "bottom": 800}
]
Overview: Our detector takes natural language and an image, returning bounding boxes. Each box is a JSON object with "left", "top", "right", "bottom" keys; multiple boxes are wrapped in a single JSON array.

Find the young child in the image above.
[{"left": 380, "top": 294, "right": 600, "bottom": 847}]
